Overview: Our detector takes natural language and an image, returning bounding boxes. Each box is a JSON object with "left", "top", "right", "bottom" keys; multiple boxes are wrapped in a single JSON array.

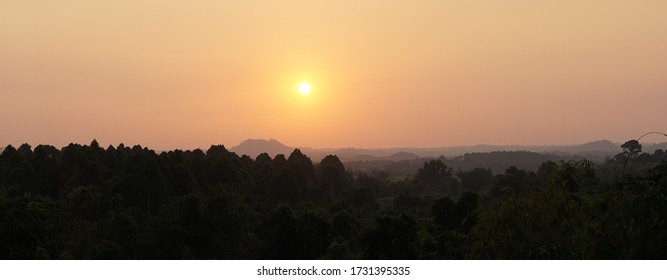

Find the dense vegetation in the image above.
[
  {"left": 345, "top": 150, "right": 567, "bottom": 176},
  {"left": 0, "top": 140, "right": 666, "bottom": 259}
]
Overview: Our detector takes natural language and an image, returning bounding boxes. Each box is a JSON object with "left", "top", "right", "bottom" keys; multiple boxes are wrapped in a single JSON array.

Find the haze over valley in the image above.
[{"left": 230, "top": 138, "right": 667, "bottom": 162}]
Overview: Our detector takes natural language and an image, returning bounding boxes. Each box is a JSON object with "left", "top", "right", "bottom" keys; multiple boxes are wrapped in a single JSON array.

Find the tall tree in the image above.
[
  {"left": 622, "top": 140, "right": 642, "bottom": 158},
  {"left": 318, "top": 155, "right": 351, "bottom": 197}
]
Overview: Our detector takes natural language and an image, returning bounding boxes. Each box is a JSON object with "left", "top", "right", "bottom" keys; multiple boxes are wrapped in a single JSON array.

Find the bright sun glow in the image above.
[{"left": 298, "top": 82, "right": 311, "bottom": 95}]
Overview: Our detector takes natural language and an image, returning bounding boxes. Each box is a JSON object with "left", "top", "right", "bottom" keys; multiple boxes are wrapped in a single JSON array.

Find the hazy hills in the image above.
[
  {"left": 3, "top": 138, "right": 662, "bottom": 163},
  {"left": 229, "top": 138, "right": 665, "bottom": 163},
  {"left": 230, "top": 139, "right": 294, "bottom": 158}
]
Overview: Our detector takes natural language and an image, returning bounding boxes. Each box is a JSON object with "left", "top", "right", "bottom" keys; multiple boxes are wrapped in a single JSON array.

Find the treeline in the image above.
[
  {"left": 0, "top": 140, "right": 666, "bottom": 259},
  {"left": 346, "top": 151, "right": 579, "bottom": 179}
]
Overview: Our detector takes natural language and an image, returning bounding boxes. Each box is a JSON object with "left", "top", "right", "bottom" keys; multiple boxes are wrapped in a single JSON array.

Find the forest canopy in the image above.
[{"left": 0, "top": 140, "right": 666, "bottom": 259}]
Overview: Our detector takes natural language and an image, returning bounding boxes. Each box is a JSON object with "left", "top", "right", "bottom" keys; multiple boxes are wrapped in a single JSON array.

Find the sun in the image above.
[{"left": 298, "top": 82, "right": 311, "bottom": 95}]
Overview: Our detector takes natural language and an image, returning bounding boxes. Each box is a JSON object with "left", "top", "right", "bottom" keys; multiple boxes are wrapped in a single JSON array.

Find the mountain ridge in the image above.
[{"left": 230, "top": 138, "right": 665, "bottom": 163}]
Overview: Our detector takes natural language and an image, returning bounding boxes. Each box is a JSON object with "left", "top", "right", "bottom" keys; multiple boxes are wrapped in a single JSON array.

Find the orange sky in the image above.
[{"left": 2, "top": 1, "right": 666, "bottom": 150}]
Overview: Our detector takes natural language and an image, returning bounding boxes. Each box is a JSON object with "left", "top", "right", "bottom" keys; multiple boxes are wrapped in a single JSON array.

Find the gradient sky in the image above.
[{"left": 2, "top": 1, "right": 666, "bottom": 150}]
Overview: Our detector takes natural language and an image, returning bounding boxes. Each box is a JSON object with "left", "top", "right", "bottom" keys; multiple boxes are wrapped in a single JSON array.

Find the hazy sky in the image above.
[{"left": 2, "top": 1, "right": 666, "bottom": 150}]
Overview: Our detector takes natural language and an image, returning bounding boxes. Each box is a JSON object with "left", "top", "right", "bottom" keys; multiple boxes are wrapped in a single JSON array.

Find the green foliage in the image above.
[
  {"left": 324, "top": 237, "right": 356, "bottom": 259},
  {"left": 331, "top": 210, "right": 359, "bottom": 240},
  {"left": 470, "top": 186, "right": 598, "bottom": 259},
  {"left": 0, "top": 193, "right": 58, "bottom": 259},
  {"left": 318, "top": 155, "right": 352, "bottom": 197},
  {"left": 259, "top": 205, "right": 331, "bottom": 259},
  {"left": 431, "top": 197, "right": 457, "bottom": 229},
  {"left": 458, "top": 168, "right": 493, "bottom": 192},
  {"left": 554, "top": 160, "right": 598, "bottom": 192},
  {"left": 345, "top": 185, "right": 375, "bottom": 208},
  {"left": 416, "top": 159, "right": 451, "bottom": 185},
  {"left": 432, "top": 192, "right": 479, "bottom": 231},
  {"left": 361, "top": 214, "right": 419, "bottom": 259},
  {"left": 592, "top": 163, "right": 667, "bottom": 258},
  {"left": 622, "top": 140, "right": 642, "bottom": 158},
  {"left": 415, "top": 159, "right": 459, "bottom": 197},
  {"left": 469, "top": 160, "right": 667, "bottom": 259},
  {"left": 1, "top": 141, "right": 667, "bottom": 259}
]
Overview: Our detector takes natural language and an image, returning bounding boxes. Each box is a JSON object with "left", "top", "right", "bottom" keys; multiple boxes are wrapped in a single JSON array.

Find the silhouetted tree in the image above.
[
  {"left": 109, "top": 153, "right": 167, "bottom": 212},
  {"left": 331, "top": 211, "right": 359, "bottom": 240},
  {"left": 416, "top": 159, "right": 459, "bottom": 197},
  {"left": 491, "top": 166, "right": 531, "bottom": 197},
  {"left": 318, "top": 155, "right": 351, "bottom": 197},
  {"left": 345, "top": 185, "right": 375, "bottom": 208},
  {"left": 622, "top": 140, "right": 642, "bottom": 158},
  {"left": 536, "top": 160, "right": 559, "bottom": 186},
  {"left": 416, "top": 159, "right": 451, "bottom": 184},
  {"left": 0, "top": 193, "right": 58, "bottom": 259},
  {"left": 361, "top": 214, "right": 419, "bottom": 259},
  {"left": 458, "top": 168, "right": 493, "bottom": 192},
  {"left": 554, "top": 160, "right": 597, "bottom": 192},
  {"left": 393, "top": 193, "right": 423, "bottom": 210},
  {"left": 259, "top": 205, "right": 300, "bottom": 259},
  {"left": 432, "top": 197, "right": 458, "bottom": 230},
  {"left": 32, "top": 145, "right": 59, "bottom": 197},
  {"left": 287, "top": 149, "right": 317, "bottom": 198},
  {"left": 295, "top": 210, "right": 331, "bottom": 259},
  {"left": 2, "top": 139, "right": 667, "bottom": 260}
]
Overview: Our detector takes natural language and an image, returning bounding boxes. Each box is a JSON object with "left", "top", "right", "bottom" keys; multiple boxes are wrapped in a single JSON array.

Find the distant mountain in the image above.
[
  {"left": 385, "top": 152, "right": 421, "bottom": 161},
  {"left": 230, "top": 139, "right": 294, "bottom": 158},
  {"left": 645, "top": 142, "right": 667, "bottom": 153},
  {"left": 231, "top": 138, "right": 629, "bottom": 163},
  {"left": 575, "top": 140, "right": 619, "bottom": 152},
  {"left": 539, "top": 140, "right": 620, "bottom": 158}
]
